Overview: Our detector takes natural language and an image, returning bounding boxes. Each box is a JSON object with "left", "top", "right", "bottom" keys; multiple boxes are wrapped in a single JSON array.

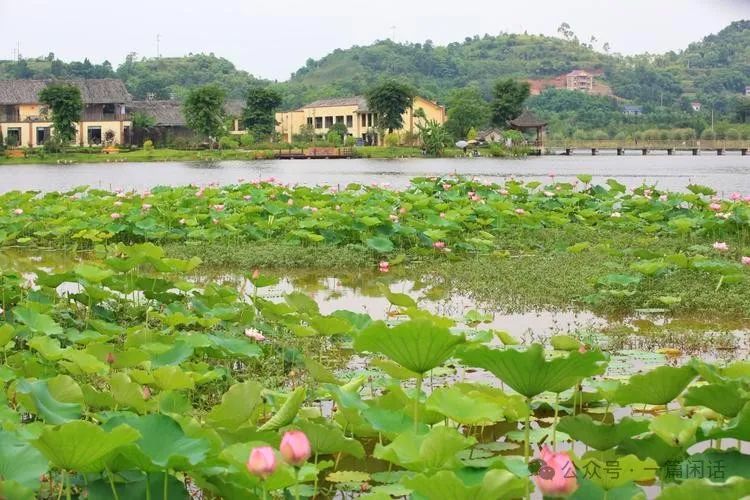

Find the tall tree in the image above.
[
  {"left": 445, "top": 87, "right": 489, "bottom": 139},
  {"left": 490, "top": 79, "right": 530, "bottom": 127},
  {"left": 242, "top": 87, "right": 283, "bottom": 138},
  {"left": 365, "top": 80, "right": 415, "bottom": 133},
  {"left": 183, "top": 85, "right": 226, "bottom": 147},
  {"left": 38, "top": 83, "right": 83, "bottom": 144}
]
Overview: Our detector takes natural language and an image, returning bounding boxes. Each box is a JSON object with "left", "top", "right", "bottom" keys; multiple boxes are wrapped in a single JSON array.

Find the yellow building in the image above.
[
  {"left": 0, "top": 79, "right": 132, "bottom": 147},
  {"left": 275, "top": 95, "right": 446, "bottom": 144}
]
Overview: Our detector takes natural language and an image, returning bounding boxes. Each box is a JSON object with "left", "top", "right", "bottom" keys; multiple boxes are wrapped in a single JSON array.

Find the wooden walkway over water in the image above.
[
  {"left": 545, "top": 140, "right": 749, "bottom": 156},
  {"left": 274, "top": 147, "right": 353, "bottom": 159}
]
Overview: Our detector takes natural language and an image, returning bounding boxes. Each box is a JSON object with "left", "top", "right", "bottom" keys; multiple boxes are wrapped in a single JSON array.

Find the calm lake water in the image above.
[{"left": 2, "top": 154, "right": 750, "bottom": 194}]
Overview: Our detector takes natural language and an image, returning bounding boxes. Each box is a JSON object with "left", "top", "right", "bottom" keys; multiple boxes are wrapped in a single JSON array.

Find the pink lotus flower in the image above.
[
  {"left": 252, "top": 269, "right": 261, "bottom": 280},
  {"left": 142, "top": 386, "right": 151, "bottom": 400},
  {"left": 142, "top": 203, "right": 152, "bottom": 210},
  {"left": 287, "top": 198, "right": 293, "bottom": 206},
  {"left": 179, "top": 218, "right": 186, "bottom": 225},
  {"left": 471, "top": 195, "right": 481, "bottom": 202},
  {"left": 744, "top": 195, "right": 750, "bottom": 203},
  {"left": 433, "top": 241, "right": 446, "bottom": 249},
  {"left": 212, "top": 204, "right": 225, "bottom": 211},
  {"left": 243, "top": 195, "right": 252, "bottom": 201},
  {"left": 389, "top": 214, "right": 399, "bottom": 222},
  {"left": 468, "top": 191, "right": 476, "bottom": 197},
  {"left": 110, "top": 212, "right": 121, "bottom": 219},
  {"left": 543, "top": 191, "right": 555, "bottom": 197},
  {"left": 742, "top": 256, "right": 750, "bottom": 266},
  {"left": 548, "top": 171, "right": 556, "bottom": 178},
  {"left": 643, "top": 189, "right": 653, "bottom": 197},
  {"left": 280, "top": 430, "right": 311, "bottom": 466},
  {"left": 709, "top": 203, "right": 722, "bottom": 211},
  {"left": 730, "top": 192, "right": 742, "bottom": 201},
  {"left": 212, "top": 218, "right": 219, "bottom": 225},
  {"left": 378, "top": 261, "right": 389, "bottom": 273},
  {"left": 439, "top": 212, "right": 446, "bottom": 218},
  {"left": 247, "top": 446, "right": 277, "bottom": 479},
  {"left": 659, "top": 194, "right": 668, "bottom": 202},
  {"left": 310, "top": 207, "right": 318, "bottom": 213},
  {"left": 713, "top": 241, "right": 729, "bottom": 252},
  {"left": 399, "top": 207, "right": 407, "bottom": 214},
  {"left": 244, "top": 328, "right": 266, "bottom": 341},
  {"left": 499, "top": 189, "right": 509, "bottom": 195},
  {"left": 335, "top": 205, "right": 341, "bottom": 211},
  {"left": 12, "top": 208, "right": 23, "bottom": 215},
  {"left": 535, "top": 446, "right": 578, "bottom": 497},
  {"left": 442, "top": 183, "right": 451, "bottom": 190},
  {"left": 515, "top": 208, "right": 525, "bottom": 215}
]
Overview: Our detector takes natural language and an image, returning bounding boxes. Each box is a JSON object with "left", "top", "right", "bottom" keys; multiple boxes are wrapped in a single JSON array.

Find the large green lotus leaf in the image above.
[
  {"left": 0, "top": 323, "right": 16, "bottom": 346},
  {"left": 206, "top": 380, "right": 263, "bottom": 430},
  {"left": 14, "top": 379, "right": 82, "bottom": 424},
  {"left": 683, "top": 380, "right": 749, "bottom": 417},
  {"left": 657, "top": 477, "right": 750, "bottom": 500},
  {"left": 74, "top": 263, "right": 114, "bottom": 283},
  {"left": 27, "top": 336, "right": 65, "bottom": 360},
  {"left": 650, "top": 414, "right": 702, "bottom": 448},
  {"left": 206, "top": 335, "right": 262, "bottom": 359},
  {"left": 105, "top": 414, "right": 211, "bottom": 471},
  {"left": 366, "top": 236, "right": 395, "bottom": 253},
  {"left": 557, "top": 414, "right": 650, "bottom": 450},
  {"left": 87, "top": 472, "right": 188, "bottom": 500},
  {"left": 285, "top": 292, "right": 320, "bottom": 314},
  {"left": 458, "top": 343, "right": 607, "bottom": 398},
  {"left": 425, "top": 383, "right": 507, "bottom": 425},
  {"left": 570, "top": 476, "right": 646, "bottom": 500},
  {"left": 354, "top": 319, "right": 464, "bottom": 375},
  {"left": 12, "top": 307, "right": 63, "bottom": 336},
  {"left": 614, "top": 365, "right": 696, "bottom": 405},
  {"left": 402, "top": 469, "right": 527, "bottom": 500},
  {"left": 706, "top": 402, "right": 750, "bottom": 441},
  {"left": 109, "top": 372, "right": 147, "bottom": 413},
  {"left": 303, "top": 358, "right": 342, "bottom": 385},
  {"left": 31, "top": 421, "right": 140, "bottom": 472},
  {"left": 617, "top": 434, "right": 685, "bottom": 466},
  {"left": 360, "top": 407, "right": 426, "bottom": 436},
  {"left": 61, "top": 349, "right": 109, "bottom": 374},
  {"left": 575, "top": 450, "right": 658, "bottom": 491},
  {"left": 370, "top": 359, "right": 420, "bottom": 380},
  {"left": 0, "top": 431, "right": 48, "bottom": 489},
  {"left": 152, "top": 366, "right": 195, "bottom": 391},
  {"left": 0, "top": 480, "right": 36, "bottom": 500},
  {"left": 373, "top": 427, "right": 474, "bottom": 472},
  {"left": 292, "top": 419, "right": 365, "bottom": 458},
  {"left": 258, "top": 387, "right": 306, "bottom": 431},
  {"left": 672, "top": 450, "right": 750, "bottom": 482}
]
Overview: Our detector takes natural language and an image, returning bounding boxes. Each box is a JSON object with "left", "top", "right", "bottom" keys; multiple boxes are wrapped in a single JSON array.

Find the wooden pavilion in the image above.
[{"left": 508, "top": 109, "right": 547, "bottom": 147}]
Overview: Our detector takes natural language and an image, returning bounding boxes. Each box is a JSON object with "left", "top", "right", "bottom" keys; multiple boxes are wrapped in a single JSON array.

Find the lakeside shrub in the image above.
[
  {"left": 143, "top": 139, "right": 154, "bottom": 150},
  {"left": 219, "top": 136, "right": 240, "bottom": 150}
]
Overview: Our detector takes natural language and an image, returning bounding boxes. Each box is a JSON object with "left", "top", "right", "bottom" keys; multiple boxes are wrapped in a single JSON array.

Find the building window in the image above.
[
  {"left": 324, "top": 116, "right": 334, "bottom": 128},
  {"left": 36, "top": 127, "right": 50, "bottom": 146},
  {"left": 87, "top": 126, "right": 102, "bottom": 145},
  {"left": 346, "top": 115, "right": 353, "bottom": 128},
  {"left": 314, "top": 117, "right": 323, "bottom": 129},
  {"left": 361, "top": 114, "right": 366, "bottom": 127},
  {"left": 335, "top": 115, "right": 344, "bottom": 124},
  {"left": 102, "top": 103, "right": 116, "bottom": 119},
  {"left": 307, "top": 117, "right": 313, "bottom": 127},
  {"left": 5, "top": 127, "right": 21, "bottom": 147}
]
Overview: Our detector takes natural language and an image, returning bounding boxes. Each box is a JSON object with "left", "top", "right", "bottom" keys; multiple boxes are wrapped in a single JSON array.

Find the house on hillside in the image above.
[
  {"left": 475, "top": 128, "right": 504, "bottom": 143},
  {"left": 566, "top": 70, "right": 594, "bottom": 92},
  {"left": 745, "top": 85, "right": 750, "bottom": 96},
  {"left": 0, "top": 79, "right": 132, "bottom": 147},
  {"left": 127, "top": 99, "right": 246, "bottom": 145},
  {"left": 623, "top": 104, "right": 643, "bottom": 116},
  {"left": 691, "top": 101, "right": 702, "bottom": 112},
  {"left": 275, "top": 95, "right": 446, "bottom": 145}
]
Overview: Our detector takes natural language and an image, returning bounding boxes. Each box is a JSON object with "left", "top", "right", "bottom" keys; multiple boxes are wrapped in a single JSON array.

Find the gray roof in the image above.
[
  {"left": 299, "top": 96, "right": 369, "bottom": 112},
  {"left": 128, "top": 100, "right": 185, "bottom": 126},
  {"left": 0, "top": 79, "right": 131, "bottom": 105},
  {"left": 128, "top": 99, "right": 246, "bottom": 127}
]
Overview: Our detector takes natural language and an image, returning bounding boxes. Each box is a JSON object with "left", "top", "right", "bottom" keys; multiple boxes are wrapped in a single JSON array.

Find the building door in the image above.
[
  {"left": 87, "top": 126, "right": 102, "bottom": 145},
  {"left": 36, "top": 127, "right": 50, "bottom": 146},
  {"left": 5, "top": 127, "right": 21, "bottom": 148}
]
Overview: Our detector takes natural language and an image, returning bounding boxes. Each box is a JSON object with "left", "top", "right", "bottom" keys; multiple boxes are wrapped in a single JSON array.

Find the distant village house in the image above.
[
  {"left": 275, "top": 95, "right": 446, "bottom": 145},
  {"left": 528, "top": 69, "right": 609, "bottom": 96},
  {"left": 691, "top": 101, "right": 702, "bottom": 112},
  {"left": 0, "top": 79, "right": 132, "bottom": 147},
  {"left": 622, "top": 104, "right": 643, "bottom": 116}
]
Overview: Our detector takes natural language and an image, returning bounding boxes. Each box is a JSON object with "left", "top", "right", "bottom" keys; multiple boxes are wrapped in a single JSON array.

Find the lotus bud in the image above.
[
  {"left": 247, "top": 446, "right": 277, "bottom": 478},
  {"left": 279, "top": 430, "right": 311, "bottom": 466}
]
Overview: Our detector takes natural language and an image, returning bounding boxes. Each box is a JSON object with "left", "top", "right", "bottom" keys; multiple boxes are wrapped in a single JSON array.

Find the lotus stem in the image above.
[
  {"left": 524, "top": 400, "right": 531, "bottom": 464},
  {"left": 104, "top": 464, "right": 120, "bottom": 500},
  {"left": 65, "top": 470, "right": 71, "bottom": 500},
  {"left": 414, "top": 374, "right": 423, "bottom": 434},
  {"left": 163, "top": 470, "right": 168, "bottom": 500},
  {"left": 552, "top": 392, "right": 559, "bottom": 451}
]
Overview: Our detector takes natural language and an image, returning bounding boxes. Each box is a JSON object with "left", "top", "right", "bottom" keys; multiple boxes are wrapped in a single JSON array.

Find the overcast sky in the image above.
[{"left": 1, "top": 0, "right": 747, "bottom": 81}]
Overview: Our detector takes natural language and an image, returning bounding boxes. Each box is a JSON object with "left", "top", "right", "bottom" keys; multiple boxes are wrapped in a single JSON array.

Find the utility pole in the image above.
[
  {"left": 156, "top": 34, "right": 161, "bottom": 58},
  {"left": 389, "top": 26, "right": 396, "bottom": 42}
]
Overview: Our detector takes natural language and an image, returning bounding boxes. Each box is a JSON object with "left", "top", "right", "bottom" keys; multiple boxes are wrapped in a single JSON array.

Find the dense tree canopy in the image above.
[
  {"left": 242, "top": 87, "right": 283, "bottom": 138},
  {"left": 365, "top": 80, "right": 415, "bottom": 133},
  {"left": 445, "top": 87, "right": 490, "bottom": 139},
  {"left": 490, "top": 79, "right": 530, "bottom": 127},
  {"left": 38, "top": 83, "right": 83, "bottom": 143},
  {"left": 183, "top": 85, "right": 227, "bottom": 145}
]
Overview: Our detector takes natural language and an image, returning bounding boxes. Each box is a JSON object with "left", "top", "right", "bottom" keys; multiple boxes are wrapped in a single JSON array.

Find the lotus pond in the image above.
[{"left": 1, "top": 176, "right": 750, "bottom": 499}]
